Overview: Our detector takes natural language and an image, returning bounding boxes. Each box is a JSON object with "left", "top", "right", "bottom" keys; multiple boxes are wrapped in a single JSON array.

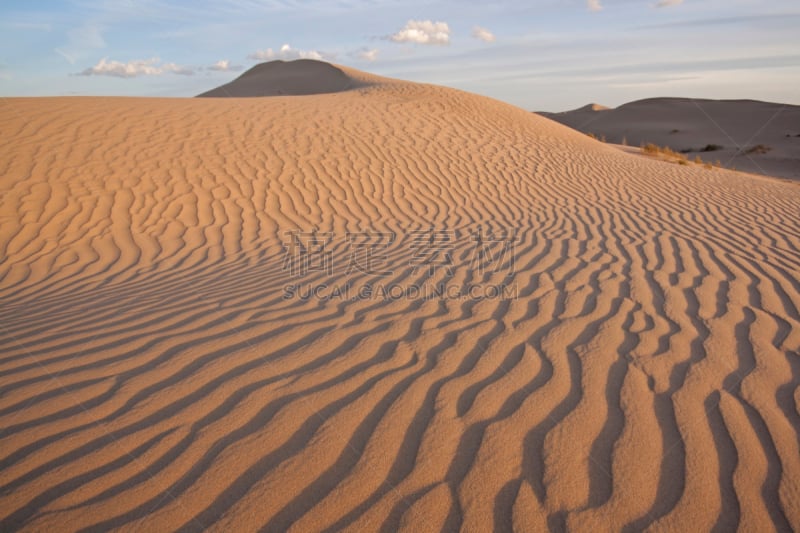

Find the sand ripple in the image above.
[{"left": 1, "top": 79, "right": 799, "bottom": 531}]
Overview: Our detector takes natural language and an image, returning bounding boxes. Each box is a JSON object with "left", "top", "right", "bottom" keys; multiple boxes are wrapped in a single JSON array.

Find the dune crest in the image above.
[
  {"left": 571, "top": 103, "right": 610, "bottom": 113},
  {"left": 1, "top": 68, "right": 800, "bottom": 531},
  {"left": 197, "top": 59, "right": 365, "bottom": 97}
]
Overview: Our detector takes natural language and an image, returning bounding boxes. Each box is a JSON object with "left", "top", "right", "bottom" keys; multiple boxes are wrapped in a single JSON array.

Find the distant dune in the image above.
[
  {"left": 2, "top": 62, "right": 800, "bottom": 531},
  {"left": 197, "top": 59, "right": 361, "bottom": 97},
  {"left": 539, "top": 98, "right": 800, "bottom": 180}
]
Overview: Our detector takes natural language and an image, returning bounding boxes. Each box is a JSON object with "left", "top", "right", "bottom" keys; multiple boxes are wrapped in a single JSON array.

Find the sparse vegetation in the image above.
[
  {"left": 700, "top": 144, "right": 723, "bottom": 152},
  {"left": 642, "top": 143, "right": 687, "bottom": 161},
  {"left": 642, "top": 143, "right": 658, "bottom": 154},
  {"left": 744, "top": 144, "right": 771, "bottom": 155},
  {"left": 679, "top": 144, "right": 723, "bottom": 154},
  {"left": 641, "top": 142, "right": 727, "bottom": 170}
]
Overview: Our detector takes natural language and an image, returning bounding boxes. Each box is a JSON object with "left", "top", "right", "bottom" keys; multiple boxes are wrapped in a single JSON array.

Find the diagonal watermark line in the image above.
[
  {"left": 171, "top": 275, "right": 428, "bottom": 529},
  {"left": 0, "top": 92, "right": 356, "bottom": 530},
  {"left": 0, "top": 292, "right": 152, "bottom": 434},
  {"left": 0, "top": 321, "right": 210, "bottom": 531},
  {"left": 576, "top": 112, "right": 607, "bottom": 133},
  {"left": 738, "top": 105, "right": 787, "bottom": 149},
  {"left": 2, "top": 277, "right": 410, "bottom": 529},
  {"left": 0, "top": 95, "right": 217, "bottom": 530},
  {"left": 689, "top": 99, "right": 784, "bottom": 175},
  {"left": 654, "top": 346, "right": 760, "bottom": 509}
]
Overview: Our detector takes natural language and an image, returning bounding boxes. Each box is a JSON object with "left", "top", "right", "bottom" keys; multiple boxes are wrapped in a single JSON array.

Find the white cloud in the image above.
[
  {"left": 247, "top": 44, "right": 328, "bottom": 61},
  {"left": 472, "top": 26, "right": 496, "bottom": 42},
  {"left": 654, "top": 0, "right": 684, "bottom": 7},
  {"left": 76, "top": 57, "right": 194, "bottom": 78},
  {"left": 207, "top": 59, "right": 243, "bottom": 72},
  {"left": 389, "top": 20, "right": 450, "bottom": 45},
  {"left": 55, "top": 48, "right": 77, "bottom": 64},
  {"left": 356, "top": 48, "right": 379, "bottom": 61},
  {"left": 588, "top": 0, "right": 603, "bottom": 11}
]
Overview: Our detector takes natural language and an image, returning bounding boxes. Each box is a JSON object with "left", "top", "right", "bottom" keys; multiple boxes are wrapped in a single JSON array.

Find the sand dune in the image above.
[
  {"left": 540, "top": 98, "right": 800, "bottom": 180},
  {"left": 1, "top": 64, "right": 800, "bottom": 531},
  {"left": 197, "top": 59, "right": 360, "bottom": 97}
]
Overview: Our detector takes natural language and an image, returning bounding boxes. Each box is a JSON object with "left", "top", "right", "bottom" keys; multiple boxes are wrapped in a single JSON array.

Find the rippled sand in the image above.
[{"left": 1, "top": 69, "right": 799, "bottom": 531}]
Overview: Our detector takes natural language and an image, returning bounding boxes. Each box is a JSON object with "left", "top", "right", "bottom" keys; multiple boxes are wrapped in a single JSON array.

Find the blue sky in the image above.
[{"left": 1, "top": 0, "right": 798, "bottom": 110}]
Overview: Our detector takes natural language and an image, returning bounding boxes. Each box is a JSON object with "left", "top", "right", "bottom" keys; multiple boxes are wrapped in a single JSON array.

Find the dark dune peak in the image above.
[{"left": 197, "top": 59, "right": 356, "bottom": 97}]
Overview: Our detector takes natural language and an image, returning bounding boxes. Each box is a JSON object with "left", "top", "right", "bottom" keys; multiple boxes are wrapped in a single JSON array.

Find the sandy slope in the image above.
[
  {"left": 540, "top": 98, "right": 800, "bottom": 180},
  {"left": 1, "top": 67, "right": 800, "bottom": 532}
]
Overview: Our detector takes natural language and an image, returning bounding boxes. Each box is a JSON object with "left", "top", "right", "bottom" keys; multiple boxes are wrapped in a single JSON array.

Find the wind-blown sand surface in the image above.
[
  {"left": 1, "top": 65, "right": 800, "bottom": 531},
  {"left": 540, "top": 98, "right": 800, "bottom": 181}
]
